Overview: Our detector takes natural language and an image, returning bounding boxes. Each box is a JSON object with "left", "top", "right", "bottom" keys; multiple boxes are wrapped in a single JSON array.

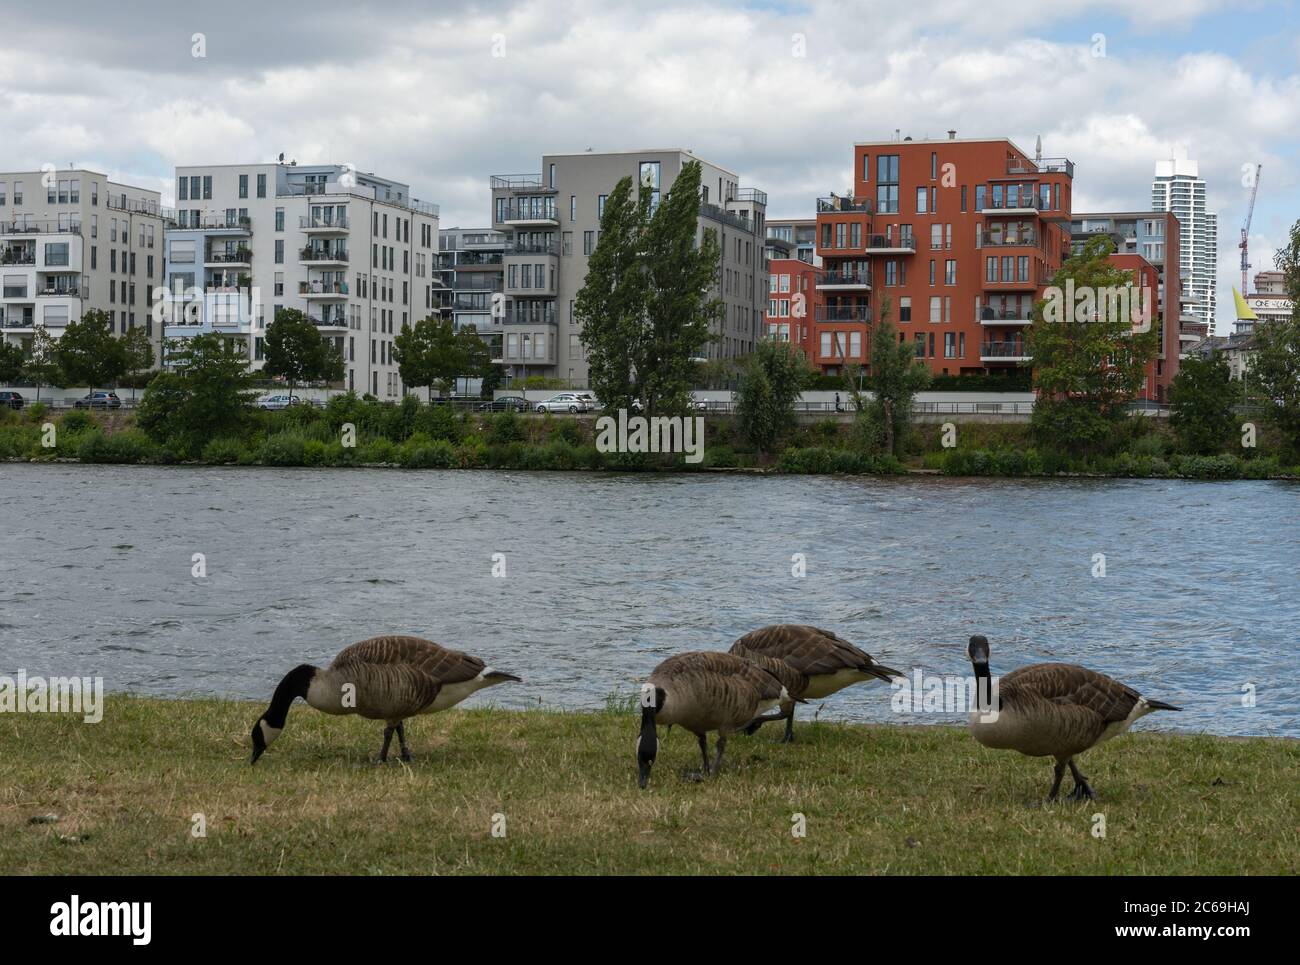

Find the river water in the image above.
[{"left": 1, "top": 464, "right": 1296, "bottom": 737}]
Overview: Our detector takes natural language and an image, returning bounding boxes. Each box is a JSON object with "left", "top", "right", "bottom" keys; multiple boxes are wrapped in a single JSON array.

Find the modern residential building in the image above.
[
  {"left": 764, "top": 256, "right": 822, "bottom": 365},
  {"left": 436, "top": 226, "right": 506, "bottom": 369},
  {"left": 800, "top": 133, "right": 1076, "bottom": 378},
  {"left": 1238, "top": 270, "right": 1293, "bottom": 333},
  {"left": 1151, "top": 156, "right": 1217, "bottom": 334},
  {"left": 1, "top": 168, "right": 166, "bottom": 359},
  {"left": 1070, "top": 211, "right": 1184, "bottom": 401},
  {"left": 765, "top": 218, "right": 817, "bottom": 267},
  {"left": 489, "top": 149, "right": 768, "bottom": 386},
  {"left": 161, "top": 162, "right": 441, "bottom": 398}
]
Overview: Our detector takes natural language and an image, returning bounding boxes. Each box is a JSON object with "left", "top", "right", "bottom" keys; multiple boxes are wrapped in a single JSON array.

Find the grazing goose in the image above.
[
  {"left": 637, "top": 651, "right": 794, "bottom": 789},
  {"left": 250, "top": 634, "right": 521, "bottom": 764},
  {"left": 729, "top": 624, "right": 904, "bottom": 742},
  {"left": 966, "top": 635, "right": 1181, "bottom": 801}
]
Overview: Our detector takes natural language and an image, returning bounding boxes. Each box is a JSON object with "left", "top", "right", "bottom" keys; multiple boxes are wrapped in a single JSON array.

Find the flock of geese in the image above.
[{"left": 250, "top": 625, "right": 1181, "bottom": 801}]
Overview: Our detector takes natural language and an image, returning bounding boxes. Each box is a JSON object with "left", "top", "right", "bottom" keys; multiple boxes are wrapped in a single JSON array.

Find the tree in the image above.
[
  {"left": 0, "top": 341, "right": 23, "bottom": 384},
  {"left": 735, "top": 340, "right": 811, "bottom": 455},
  {"left": 455, "top": 325, "right": 492, "bottom": 397},
  {"left": 1249, "top": 218, "right": 1300, "bottom": 458},
  {"left": 393, "top": 316, "right": 479, "bottom": 400},
  {"left": 120, "top": 326, "right": 156, "bottom": 401},
  {"left": 575, "top": 176, "right": 649, "bottom": 414},
  {"left": 576, "top": 160, "right": 721, "bottom": 415},
  {"left": 860, "top": 305, "right": 930, "bottom": 456},
  {"left": 263, "top": 308, "right": 344, "bottom": 401},
  {"left": 1027, "top": 235, "right": 1158, "bottom": 457},
  {"left": 22, "top": 326, "right": 63, "bottom": 401},
  {"left": 137, "top": 334, "right": 256, "bottom": 455},
  {"left": 1169, "top": 351, "right": 1237, "bottom": 454},
  {"left": 57, "top": 309, "right": 127, "bottom": 389}
]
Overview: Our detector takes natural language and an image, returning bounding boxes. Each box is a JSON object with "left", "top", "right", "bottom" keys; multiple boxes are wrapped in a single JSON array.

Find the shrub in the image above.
[
  {"left": 414, "top": 403, "right": 462, "bottom": 443},
  {"left": 261, "top": 431, "right": 307, "bottom": 466},
  {"left": 457, "top": 435, "right": 487, "bottom": 468},
  {"left": 550, "top": 418, "right": 584, "bottom": 446},
  {"left": 0, "top": 425, "right": 39, "bottom": 458},
  {"left": 360, "top": 437, "right": 396, "bottom": 464},
  {"left": 77, "top": 429, "right": 154, "bottom": 464},
  {"left": 58, "top": 410, "right": 98, "bottom": 436},
  {"left": 400, "top": 437, "right": 457, "bottom": 469},
  {"left": 302, "top": 439, "right": 331, "bottom": 466},
  {"left": 487, "top": 411, "right": 524, "bottom": 445},
  {"left": 1173, "top": 454, "right": 1242, "bottom": 479},
  {"left": 201, "top": 437, "right": 248, "bottom": 465},
  {"left": 25, "top": 402, "right": 48, "bottom": 423}
]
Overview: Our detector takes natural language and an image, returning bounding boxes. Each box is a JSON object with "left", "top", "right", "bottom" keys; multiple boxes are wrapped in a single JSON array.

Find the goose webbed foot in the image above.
[
  {"left": 377, "top": 725, "right": 396, "bottom": 763},
  {"left": 1067, "top": 760, "right": 1095, "bottom": 801},
  {"left": 397, "top": 722, "right": 413, "bottom": 763}
]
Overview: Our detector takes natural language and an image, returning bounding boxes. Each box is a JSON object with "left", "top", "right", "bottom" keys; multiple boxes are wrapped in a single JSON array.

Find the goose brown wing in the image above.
[
  {"left": 731, "top": 644, "right": 809, "bottom": 698},
  {"left": 332, "top": 634, "right": 486, "bottom": 685},
  {"left": 731, "top": 624, "right": 888, "bottom": 677},
  {"left": 329, "top": 659, "right": 442, "bottom": 720},
  {"left": 648, "top": 652, "right": 772, "bottom": 728},
  {"left": 1003, "top": 662, "right": 1142, "bottom": 724}
]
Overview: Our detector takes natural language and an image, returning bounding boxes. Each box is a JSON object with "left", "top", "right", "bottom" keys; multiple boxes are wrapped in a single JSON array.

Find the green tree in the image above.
[
  {"left": 0, "top": 341, "right": 23, "bottom": 384},
  {"left": 1169, "top": 351, "right": 1237, "bottom": 454},
  {"left": 137, "top": 334, "right": 256, "bottom": 455},
  {"left": 263, "top": 308, "right": 344, "bottom": 402},
  {"left": 735, "top": 340, "right": 811, "bottom": 455},
  {"left": 394, "top": 316, "right": 477, "bottom": 400},
  {"left": 57, "top": 309, "right": 127, "bottom": 389},
  {"left": 576, "top": 161, "right": 721, "bottom": 415},
  {"left": 1027, "top": 235, "right": 1158, "bottom": 457},
  {"left": 120, "top": 326, "right": 156, "bottom": 401},
  {"left": 575, "top": 176, "right": 649, "bottom": 414},
  {"left": 860, "top": 306, "right": 930, "bottom": 456},
  {"left": 1249, "top": 218, "right": 1300, "bottom": 458},
  {"left": 455, "top": 325, "right": 492, "bottom": 397},
  {"left": 22, "top": 326, "right": 64, "bottom": 401}
]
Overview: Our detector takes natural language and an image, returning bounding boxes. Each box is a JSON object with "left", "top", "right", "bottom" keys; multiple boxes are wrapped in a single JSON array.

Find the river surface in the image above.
[{"left": 1, "top": 465, "right": 1296, "bottom": 737}]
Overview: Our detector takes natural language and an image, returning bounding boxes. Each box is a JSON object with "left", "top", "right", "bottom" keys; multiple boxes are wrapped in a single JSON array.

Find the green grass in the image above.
[{"left": 2, "top": 696, "right": 1295, "bottom": 875}]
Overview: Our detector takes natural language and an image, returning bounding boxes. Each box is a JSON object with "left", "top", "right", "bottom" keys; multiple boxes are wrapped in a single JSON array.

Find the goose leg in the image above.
[
  {"left": 742, "top": 712, "right": 783, "bottom": 736},
  {"left": 1066, "top": 759, "right": 1095, "bottom": 801},
  {"left": 378, "top": 726, "right": 395, "bottom": 763},
  {"left": 711, "top": 734, "right": 728, "bottom": 775},
  {"left": 1047, "top": 760, "right": 1067, "bottom": 801},
  {"left": 782, "top": 706, "right": 796, "bottom": 744},
  {"left": 698, "top": 733, "right": 711, "bottom": 775},
  {"left": 396, "top": 722, "right": 413, "bottom": 763}
]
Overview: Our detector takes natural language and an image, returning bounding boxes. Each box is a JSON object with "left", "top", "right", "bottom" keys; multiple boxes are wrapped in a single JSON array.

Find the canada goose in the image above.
[
  {"left": 729, "top": 624, "right": 904, "bottom": 742},
  {"left": 250, "top": 634, "right": 521, "bottom": 764},
  {"left": 966, "top": 635, "right": 1181, "bottom": 800},
  {"left": 637, "top": 651, "right": 794, "bottom": 789}
]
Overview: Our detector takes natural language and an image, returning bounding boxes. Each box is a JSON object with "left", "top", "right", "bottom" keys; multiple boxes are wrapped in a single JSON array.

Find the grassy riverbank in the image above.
[{"left": 2, "top": 696, "right": 1295, "bottom": 875}]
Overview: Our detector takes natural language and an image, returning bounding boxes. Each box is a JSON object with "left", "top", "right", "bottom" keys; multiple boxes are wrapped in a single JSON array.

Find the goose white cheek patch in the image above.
[{"left": 260, "top": 720, "right": 283, "bottom": 746}]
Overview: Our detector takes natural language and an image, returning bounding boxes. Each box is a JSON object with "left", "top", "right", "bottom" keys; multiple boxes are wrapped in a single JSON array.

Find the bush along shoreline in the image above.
[{"left": 2, "top": 396, "right": 1298, "bottom": 480}]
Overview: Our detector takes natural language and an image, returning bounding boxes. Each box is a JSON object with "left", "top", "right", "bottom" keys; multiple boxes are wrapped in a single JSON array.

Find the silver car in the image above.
[
  {"left": 258, "top": 394, "right": 300, "bottom": 410},
  {"left": 535, "top": 393, "right": 589, "bottom": 414}
]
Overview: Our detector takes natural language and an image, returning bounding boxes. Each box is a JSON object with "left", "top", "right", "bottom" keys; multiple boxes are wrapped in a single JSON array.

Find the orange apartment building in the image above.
[{"left": 774, "top": 134, "right": 1076, "bottom": 378}]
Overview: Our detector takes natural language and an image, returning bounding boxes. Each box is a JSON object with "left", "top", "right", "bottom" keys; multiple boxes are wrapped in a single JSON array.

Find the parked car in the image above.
[
  {"left": 257, "top": 394, "right": 300, "bottom": 410},
  {"left": 477, "top": 396, "right": 529, "bottom": 413},
  {"left": 0, "top": 390, "right": 23, "bottom": 410},
  {"left": 73, "top": 390, "right": 121, "bottom": 410},
  {"left": 535, "top": 393, "right": 590, "bottom": 414},
  {"left": 573, "top": 392, "right": 601, "bottom": 410}
]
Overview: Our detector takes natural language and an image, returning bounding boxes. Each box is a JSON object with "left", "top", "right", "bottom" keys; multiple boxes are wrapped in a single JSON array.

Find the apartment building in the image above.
[
  {"left": 1070, "top": 211, "right": 1184, "bottom": 400},
  {"left": 1151, "top": 156, "right": 1217, "bottom": 334},
  {"left": 801, "top": 134, "right": 1075, "bottom": 378},
  {"left": 1239, "top": 270, "right": 1293, "bottom": 333},
  {"left": 1, "top": 168, "right": 165, "bottom": 358},
  {"left": 765, "top": 218, "right": 818, "bottom": 267},
  {"left": 161, "top": 162, "right": 440, "bottom": 398},
  {"left": 765, "top": 256, "right": 822, "bottom": 362},
  {"left": 489, "top": 149, "right": 767, "bottom": 386},
  {"left": 436, "top": 227, "right": 505, "bottom": 365}
]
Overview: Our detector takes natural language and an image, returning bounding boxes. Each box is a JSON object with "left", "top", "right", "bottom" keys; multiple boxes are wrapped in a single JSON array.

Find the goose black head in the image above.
[
  {"left": 967, "top": 634, "right": 991, "bottom": 671},
  {"left": 250, "top": 717, "right": 281, "bottom": 764},
  {"left": 636, "top": 683, "right": 665, "bottom": 790},
  {"left": 250, "top": 663, "right": 316, "bottom": 764}
]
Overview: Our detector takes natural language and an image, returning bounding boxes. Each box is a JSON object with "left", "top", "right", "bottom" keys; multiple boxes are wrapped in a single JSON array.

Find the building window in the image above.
[
  {"left": 257, "top": 173, "right": 267, "bottom": 198},
  {"left": 876, "top": 155, "right": 899, "bottom": 214},
  {"left": 583, "top": 231, "right": 594, "bottom": 256},
  {"left": 916, "top": 186, "right": 928, "bottom": 214},
  {"left": 570, "top": 195, "right": 576, "bottom": 222}
]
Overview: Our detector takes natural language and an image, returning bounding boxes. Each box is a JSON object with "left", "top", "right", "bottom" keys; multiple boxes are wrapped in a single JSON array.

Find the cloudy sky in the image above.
[{"left": 3, "top": 0, "right": 1297, "bottom": 333}]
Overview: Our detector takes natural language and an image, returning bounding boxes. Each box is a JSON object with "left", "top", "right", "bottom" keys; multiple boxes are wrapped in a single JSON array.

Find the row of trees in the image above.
[{"left": 0, "top": 310, "right": 154, "bottom": 400}]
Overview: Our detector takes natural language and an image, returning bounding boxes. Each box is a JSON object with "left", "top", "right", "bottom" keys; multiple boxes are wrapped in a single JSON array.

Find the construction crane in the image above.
[{"left": 1240, "top": 164, "right": 1262, "bottom": 294}]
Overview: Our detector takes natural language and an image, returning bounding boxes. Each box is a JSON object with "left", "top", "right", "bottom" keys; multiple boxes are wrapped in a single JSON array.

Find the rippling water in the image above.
[{"left": 1, "top": 464, "right": 1296, "bottom": 737}]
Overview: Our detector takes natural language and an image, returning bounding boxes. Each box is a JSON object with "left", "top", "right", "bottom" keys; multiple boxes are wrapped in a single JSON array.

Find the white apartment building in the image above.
[
  {"left": 489, "top": 149, "right": 767, "bottom": 387},
  {"left": 1, "top": 168, "right": 165, "bottom": 357},
  {"left": 1151, "top": 156, "right": 1217, "bottom": 334},
  {"left": 161, "top": 162, "right": 441, "bottom": 398}
]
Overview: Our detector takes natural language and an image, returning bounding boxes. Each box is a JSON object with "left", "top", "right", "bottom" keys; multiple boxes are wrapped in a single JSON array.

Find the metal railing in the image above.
[
  {"left": 727, "top": 187, "right": 768, "bottom": 205},
  {"left": 498, "top": 200, "right": 558, "bottom": 222},
  {"left": 980, "top": 341, "right": 1030, "bottom": 358},
  {"left": 816, "top": 196, "right": 872, "bottom": 213},
  {"left": 1, "top": 221, "right": 82, "bottom": 236},
  {"left": 979, "top": 193, "right": 1047, "bottom": 212},
  {"left": 0, "top": 252, "right": 36, "bottom": 265},
  {"left": 36, "top": 284, "right": 88, "bottom": 299},
  {"left": 505, "top": 240, "right": 560, "bottom": 256},
  {"left": 196, "top": 215, "right": 252, "bottom": 230},
  {"left": 299, "top": 214, "right": 348, "bottom": 230},
  {"left": 980, "top": 307, "right": 1034, "bottom": 321},
  {"left": 1007, "top": 157, "right": 1074, "bottom": 178},
  {"left": 815, "top": 305, "right": 873, "bottom": 322},
  {"left": 491, "top": 175, "right": 546, "bottom": 190},
  {"left": 206, "top": 249, "right": 252, "bottom": 264},
  {"left": 699, "top": 203, "right": 753, "bottom": 232},
  {"left": 308, "top": 313, "right": 348, "bottom": 327},
  {"left": 300, "top": 281, "right": 349, "bottom": 295},
  {"left": 979, "top": 231, "right": 1038, "bottom": 247},
  {"left": 864, "top": 234, "right": 916, "bottom": 250},
  {"left": 816, "top": 269, "right": 872, "bottom": 287},
  {"left": 299, "top": 247, "right": 349, "bottom": 262}
]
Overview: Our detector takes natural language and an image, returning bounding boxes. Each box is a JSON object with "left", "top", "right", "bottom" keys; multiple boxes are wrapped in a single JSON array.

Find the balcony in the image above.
[
  {"left": 205, "top": 247, "right": 252, "bottom": 268},
  {"left": 980, "top": 193, "right": 1048, "bottom": 216},
  {"left": 300, "top": 214, "right": 349, "bottom": 234},
  {"left": 498, "top": 200, "right": 558, "bottom": 226},
  {"left": 300, "top": 280, "right": 350, "bottom": 299},
  {"left": 815, "top": 306, "right": 872, "bottom": 323},
  {"left": 1, "top": 221, "right": 82, "bottom": 237},
  {"left": 816, "top": 196, "right": 872, "bottom": 214},
  {"left": 979, "top": 230, "right": 1039, "bottom": 248},
  {"left": 816, "top": 270, "right": 872, "bottom": 290},
  {"left": 491, "top": 175, "right": 548, "bottom": 191},
  {"left": 36, "top": 283, "right": 88, "bottom": 300},
  {"left": 300, "top": 246, "right": 349, "bottom": 266},
  {"left": 863, "top": 234, "right": 917, "bottom": 254},
  {"left": 985, "top": 267, "right": 1051, "bottom": 290},
  {"left": 505, "top": 240, "right": 560, "bottom": 256},
  {"left": 0, "top": 314, "right": 35, "bottom": 329},
  {"left": 1007, "top": 157, "right": 1074, "bottom": 179},
  {"left": 700, "top": 203, "right": 754, "bottom": 232},
  {"left": 980, "top": 307, "right": 1034, "bottom": 326},
  {"left": 308, "top": 311, "right": 348, "bottom": 329},
  {"left": 0, "top": 250, "right": 36, "bottom": 266},
  {"left": 980, "top": 341, "right": 1031, "bottom": 362},
  {"left": 196, "top": 215, "right": 252, "bottom": 232},
  {"left": 727, "top": 187, "right": 768, "bottom": 206}
]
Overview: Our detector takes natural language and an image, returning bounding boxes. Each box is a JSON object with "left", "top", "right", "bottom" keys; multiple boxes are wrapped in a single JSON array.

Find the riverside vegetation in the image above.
[{"left": 3, "top": 696, "right": 1296, "bottom": 875}]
